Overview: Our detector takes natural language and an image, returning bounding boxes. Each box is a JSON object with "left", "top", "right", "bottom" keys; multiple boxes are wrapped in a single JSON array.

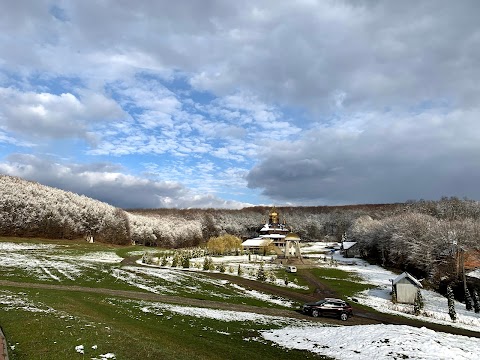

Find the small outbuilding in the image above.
[
  {"left": 341, "top": 241, "right": 359, "bottom": 258},
  {"left": 241, "top": 238, "right": 273, "bottom": 254},
  {"left": 391, "top": 272, "right": 423, "bottom": 304}
]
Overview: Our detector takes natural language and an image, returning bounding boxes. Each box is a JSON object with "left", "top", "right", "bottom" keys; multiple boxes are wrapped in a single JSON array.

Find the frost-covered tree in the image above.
[
  {"left": 473, "top": 289, "right": 480, "bottom": 313},
  {"left": 268, "top": 271, "right": 276, "bottom": 283},
  {"left": 392, "top": 285, "right": 397, "bottom": 304},
  {"left": 160, "top": 255, "right": 168, "bottom": 266},
  {"left": 181, "top": 256, "right": 190, "bottom": 269},
  {"left": 0, "top": 175, "right": 131, "bottom": 244},
  {"left": 171, "top": 253, "right": 180, "bottom": 267},
  {"left": 414, "top": 289, "right": 424, "bottom": 315},
  {"left": 217, "top": 263, "right": 226, "bottom": 273},
  {"left": 257, "top": 263, "right": 267, "bottom": 282},
  {"left": 447, "top": 285, "right": 457, "bottom": 321},
  {"left": 465, "top": 286, "right": 473, "bottom": 311},
  {"left": 203, "top": 257, "right": 213, "bottom": 271}
]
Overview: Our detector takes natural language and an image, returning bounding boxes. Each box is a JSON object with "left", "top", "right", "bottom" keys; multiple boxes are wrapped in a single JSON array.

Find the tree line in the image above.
[{"left": 1, "top": 175, "right": 479, "bottom": 289}]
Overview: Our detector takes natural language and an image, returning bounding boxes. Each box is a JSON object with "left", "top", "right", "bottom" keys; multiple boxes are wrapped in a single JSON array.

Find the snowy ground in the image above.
[
  {"left": 262, "top": 324, "right": 480, "bottom": 360},
  {"left": 0, "top": 241, "right": 295, "bottom": 307},
  {"left": 318, "top": 246, "right": 480, "bottom": 333},
  {"left": 1, "top": 240, "right": 480, "bottom": 359}
]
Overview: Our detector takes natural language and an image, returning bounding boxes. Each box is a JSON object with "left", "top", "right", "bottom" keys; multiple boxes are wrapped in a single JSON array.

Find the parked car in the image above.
[
  {"left": 285, "top": 265, "right": 297, "bottom": 273},
  {"left": 302, "top": 298, "right": 353, "bottom": 321}
]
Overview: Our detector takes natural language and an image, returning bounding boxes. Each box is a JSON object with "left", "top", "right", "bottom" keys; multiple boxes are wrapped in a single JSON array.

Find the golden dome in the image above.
[{"left": 285, "top": 232, "right": 300, "bottom": 240}]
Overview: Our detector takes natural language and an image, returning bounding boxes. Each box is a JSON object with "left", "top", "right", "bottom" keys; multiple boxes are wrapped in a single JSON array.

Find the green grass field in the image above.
[
  {"left": 0, "top": 237, "right": 333, "bottom": 359},
  {"left": 1, "top": 286, "right": 329, "bottom": 359},
  {"left": 310, "top": 267, "right": 374, "bottom": 298}
]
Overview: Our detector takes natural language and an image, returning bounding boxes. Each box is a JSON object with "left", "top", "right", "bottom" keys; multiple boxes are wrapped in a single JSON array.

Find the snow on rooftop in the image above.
[
  {"left": 260, "top": 234, "right": 285, "bottom": 239},
  {"left": 392, "top": 271, "right": 423, "bottom": 288},
  {"left": 467, "top": 268, "right": 480, "bottom": 279},
  {"left": 241, "top": 238, "right": 273, "bottom": 246},
  {"left": 341, "top": 241, "right": 357, "bottom": 250},
  {"left": 261, "top": 324, "right": 480, "bottom": 360}
]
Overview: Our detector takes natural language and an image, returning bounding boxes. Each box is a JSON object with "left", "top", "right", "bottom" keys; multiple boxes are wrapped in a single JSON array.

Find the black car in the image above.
[{"left": 302, "top": 298, "right": 353, "bottom": 321}]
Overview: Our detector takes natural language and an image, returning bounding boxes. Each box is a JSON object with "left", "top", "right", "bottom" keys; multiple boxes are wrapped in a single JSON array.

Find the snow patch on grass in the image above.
[
  {"left": 0, "top": 290, "right": 56, "bottom": 313},
  {"left": 137, "top": 301, "right": 294, "bottom": 324},
  {"left": 230, "top": 283, "right": 294, "bottom": 307}
]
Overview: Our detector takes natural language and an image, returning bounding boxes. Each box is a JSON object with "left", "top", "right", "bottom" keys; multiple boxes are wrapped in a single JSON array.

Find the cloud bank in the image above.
[{"left": 0, "top": 1, "right": 479, "bottom": 207}]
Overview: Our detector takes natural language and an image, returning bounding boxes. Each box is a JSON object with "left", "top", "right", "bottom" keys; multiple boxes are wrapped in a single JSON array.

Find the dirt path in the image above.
[
  {"left": 200, "top": 270, "right": 480, "bottom": 338},
  {"left": 0, "top": 279, "right": 334, "bottom": 324}
]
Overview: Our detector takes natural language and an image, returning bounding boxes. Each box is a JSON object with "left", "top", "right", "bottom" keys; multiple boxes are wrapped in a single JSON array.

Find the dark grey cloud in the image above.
[
  {"left": 0, "top": 154, "right": 247, "bottom": 209},
  {"left": 247, "top": 108, "right": 480, "bottom": 204}
]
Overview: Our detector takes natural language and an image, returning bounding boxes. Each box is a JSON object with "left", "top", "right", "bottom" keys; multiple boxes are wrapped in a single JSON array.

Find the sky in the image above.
[{"left": 1, "top": 0, "right": 480, "bottom": 209}]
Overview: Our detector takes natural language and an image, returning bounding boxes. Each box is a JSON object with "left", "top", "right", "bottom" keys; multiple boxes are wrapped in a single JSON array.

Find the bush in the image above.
[
  {"left": 206, "top": 234, "right": 242, "bottom": 255},
  {"left": 217, "top": 263, "right": 226, "bottom": 273}
]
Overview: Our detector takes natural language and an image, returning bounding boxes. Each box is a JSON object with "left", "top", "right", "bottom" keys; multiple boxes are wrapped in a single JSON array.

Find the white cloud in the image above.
[{"left": 0, "top": 87, "right": 126, "bottom": 140}]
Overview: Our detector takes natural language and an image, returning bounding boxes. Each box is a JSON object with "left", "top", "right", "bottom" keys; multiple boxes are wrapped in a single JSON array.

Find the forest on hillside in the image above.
[{"left": 1, "top": 175, "right": 479, "bottom": 288}]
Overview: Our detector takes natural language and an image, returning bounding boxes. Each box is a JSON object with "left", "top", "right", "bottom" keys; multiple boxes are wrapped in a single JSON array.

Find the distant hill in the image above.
[{"left": 0, "top": 174, "right": 130, "bottom": 244}]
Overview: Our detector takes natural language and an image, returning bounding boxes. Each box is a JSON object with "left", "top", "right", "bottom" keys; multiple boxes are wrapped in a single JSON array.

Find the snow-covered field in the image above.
[
  {"left": 1, "top": 239, "right": 480, "bottom": 359},
  {"left": 262, "top": 324, "right": 480, "bottom": 360},
  {"left": 0, "top": 241, "right": 294, "bottom": 307}
]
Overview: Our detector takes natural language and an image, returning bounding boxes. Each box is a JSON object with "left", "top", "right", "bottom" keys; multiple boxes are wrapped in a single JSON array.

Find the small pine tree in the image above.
[
  {"left": 237, "top": 264, "right": 243, "bottom": 277},
  {"left": 203, "top": 257, "right": 211, "bottom": 271},
  {"left": 171, "top": 253, "right": 179, "bottom": 267},
  {"left": 414, "top": 289, "right": 424, "bottom": 316},
  {"left": 142, "top": 253, "right": 152, "bottom": 264},
  {"left": 182, "top": 256, "right": 190, "bottom": 269},
  {"left": 228, "top": 265, "right": 234, "bottom": 273},
  {"left": 161, "top": 255, "right": 168, "bottom": 266},
  {"left": 218, "top": 263, "right": 226, "bottom": 273},
  {"left": 392, "top": 285, "right": 397, "bottom": 304},
  {"left": 268, "top": 271, "right": 276, "bottom": 283},
  {"left": 248, "top": 253, "right": 251, "bottom": 262},
  {"left": 473, "top": 289, "right": 480, "bottom": 313},
  {"left": 465, "top": 286, "right": 473, "bottom": 311},
  {"left": 284, "top": 276, "right": 289, "bottom": 286},
  {"left": 207, "top": 257, "right": 215, "bottom": 271},
  {"left": 447, "top": 285, "right": 457, "bottom": 321},
  {"left": 257, "top": 263, "right": 267, "bottom": 282}
]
